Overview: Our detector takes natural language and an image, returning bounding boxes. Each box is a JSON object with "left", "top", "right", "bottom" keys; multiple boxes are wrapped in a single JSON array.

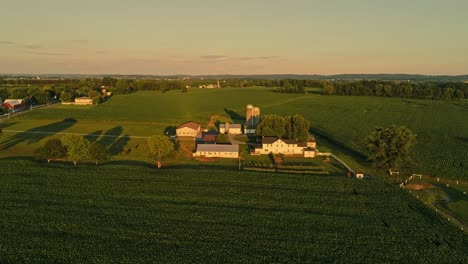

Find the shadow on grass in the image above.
[
  {"left": 95, "top": 126, "right": 131, "bottom": 156},
  {"left": 0, "top": 118, "right": 77, "bottom": 150},
  {"left": 85, "top": 130, "right": 103, "bottom": 143},
  {"left": 224, "top": 108, "right": 244, "bottom": 123},
  {"left": 310, "top": 127, "right": 367, "bottom": 160}
]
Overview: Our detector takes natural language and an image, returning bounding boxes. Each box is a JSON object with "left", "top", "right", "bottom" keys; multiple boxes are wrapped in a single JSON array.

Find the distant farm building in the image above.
[
  {"left": 252, "top": 137, "right": 317, "bottom": 158},
  {"left": 193, "top": 144, "right": 239, "bottom": 158},
  {"left": 199, "top": 81, "right": 221, "bottom": 89},
  {"left": 74, "top": 97, "right": 93, "bottom": 105},
  {"left": 219, "top": 123, "right": 242, "bottom": 135},
  {"left": 245, "top": 104, "right": 260, "bottom": 134},
  {"left": 2, "top": 99, "right": 25, "bottom": 113},
  {"left": 356, "top": 172, "right": 364, "bottom": 179},
  {"left": 176, "top": 121, "right": 201, "bottom": 138}
]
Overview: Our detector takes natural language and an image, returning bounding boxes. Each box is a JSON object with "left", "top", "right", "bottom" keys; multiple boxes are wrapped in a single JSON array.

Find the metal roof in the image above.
[{"left": 196, "top": 144, "right": 239, "bottom": 153}]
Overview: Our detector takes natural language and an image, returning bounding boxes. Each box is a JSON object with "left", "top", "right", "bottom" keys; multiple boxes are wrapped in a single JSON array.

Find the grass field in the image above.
[
  {"left": 1, "top": 87, "right": 466, "bottom": 179},
  {"left": 0, "top": 158, "right": 467, "bottom": 263}
]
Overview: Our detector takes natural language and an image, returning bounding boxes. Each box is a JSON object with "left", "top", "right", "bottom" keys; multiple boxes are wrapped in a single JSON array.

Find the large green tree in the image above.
[
  {"left": 61, "top": 135, "right": 91, "bottom": 165},
  {"left": 35, "top": 138, "right": 68, "bottom": 163},
  {"left": 148, "top": 135, "right": 174, "bottom": 168},
  {"left": 256, "top": 114, "right": 310, "bottom": 142},
  {"left": 366, "top": 125, "right": 416, "bottom": 171},
  {"left": 89, "top": 143, "right": 109, "bottom": 165}
]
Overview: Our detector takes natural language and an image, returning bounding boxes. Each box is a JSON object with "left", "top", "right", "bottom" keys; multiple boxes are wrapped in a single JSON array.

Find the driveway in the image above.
[{"left": 228, "top": 134, "right": 246, "bottom": 145}]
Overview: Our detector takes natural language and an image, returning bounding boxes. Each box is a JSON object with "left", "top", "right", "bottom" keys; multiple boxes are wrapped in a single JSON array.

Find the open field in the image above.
[
  {"left": 0, "top": 87, "right": 467, "bottom": 233},
  {"left": 1, "top": 87, "right": 466, "bottom": 179},
  {"left": 0, "top": 158, "right": 467, "bottom": 263}
]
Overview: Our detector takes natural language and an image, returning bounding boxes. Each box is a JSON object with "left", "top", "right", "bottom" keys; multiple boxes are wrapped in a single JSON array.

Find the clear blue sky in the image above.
[{"left": 1, "top": 0, "right": 467, "bottom": 75}]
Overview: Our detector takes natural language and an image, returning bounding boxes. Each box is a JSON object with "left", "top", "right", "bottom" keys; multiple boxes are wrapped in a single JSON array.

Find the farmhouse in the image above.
[
  {"left": 193, "top": 144, "right": 239, "bottom": 158},
  {"left": 2, "top": 99, "right": 25, "bottom": 113},
  {"left": 176, "top": 121, "right": 201, "bottom": 138},
  {"left": 252, "top": 137, "right": 317, "bottom": 157},
  {"left": 219, "top": 123, "right": 242, "bottom": 135},
  {"left": 74, "top": 97, "right": 93, "bottom": 105}
]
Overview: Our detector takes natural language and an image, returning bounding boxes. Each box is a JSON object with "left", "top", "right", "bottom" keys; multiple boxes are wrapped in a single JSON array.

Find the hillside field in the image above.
[
  {"left": 0, "top": 159, "right": 467, "bottom": 263},
  {"left": 1, "top": 87, "right": 467, "bottom": 179}
]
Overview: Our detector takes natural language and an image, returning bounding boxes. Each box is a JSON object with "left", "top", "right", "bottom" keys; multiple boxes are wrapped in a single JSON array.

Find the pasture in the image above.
[
  {"left": 1, "top": 87, "right": 466, "bottom": 180},
  {"left": 0, "top": 159, "right": 467, "bottom": 263}
]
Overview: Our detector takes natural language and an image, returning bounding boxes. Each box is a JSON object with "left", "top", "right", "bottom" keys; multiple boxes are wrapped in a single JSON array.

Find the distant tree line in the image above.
[
  {"left": 2, "top": 77, "right": 467, "bottom": 100},
  {"left": 321, "top": 80, "right": 467, "bottom": 100}
]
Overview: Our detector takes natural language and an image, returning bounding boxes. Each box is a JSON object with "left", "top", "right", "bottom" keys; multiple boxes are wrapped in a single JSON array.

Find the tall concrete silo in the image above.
[{"left": 246, "top": 104, "right": 254, "bottom": 126}]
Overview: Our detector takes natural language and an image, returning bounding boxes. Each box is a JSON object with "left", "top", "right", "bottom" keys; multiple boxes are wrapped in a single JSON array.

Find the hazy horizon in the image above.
[{"left": 1, "top": 0, "right": 467, "bottom": 75}]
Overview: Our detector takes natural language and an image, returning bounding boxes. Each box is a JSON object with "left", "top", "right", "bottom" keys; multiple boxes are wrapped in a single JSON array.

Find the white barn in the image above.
[{"left": 193, "top": 144, "right": 239, "bottom": 158}]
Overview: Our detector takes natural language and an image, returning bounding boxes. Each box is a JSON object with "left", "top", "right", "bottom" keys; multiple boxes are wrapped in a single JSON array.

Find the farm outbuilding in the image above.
[
  {"left": 176, "top": 121, "right": 201, "bottom": 138},
  {"left": 356, "top": 172, "right": 364, "bottom": 179},
  {"left": 193, "top": 144, "right": 239, "bottom": 158},
  {"left": 2, "top": 99, "right": 25, "bottom": 113},
  {"left": 219, "top": 123, "right": 242, "bottom": 135}
]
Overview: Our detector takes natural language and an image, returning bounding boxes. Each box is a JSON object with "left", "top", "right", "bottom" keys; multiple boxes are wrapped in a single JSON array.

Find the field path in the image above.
[{"left": 1, "top": 129, "right": 150, "bottom": 139}]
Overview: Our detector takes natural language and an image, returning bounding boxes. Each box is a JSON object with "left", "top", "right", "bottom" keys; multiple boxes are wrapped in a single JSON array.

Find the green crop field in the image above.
[
  {"left": 0, "top": 159, "right": 467, "bottom": 263},
  {"left": 1, "top": 87, "right": 466, "bottom": 179}
]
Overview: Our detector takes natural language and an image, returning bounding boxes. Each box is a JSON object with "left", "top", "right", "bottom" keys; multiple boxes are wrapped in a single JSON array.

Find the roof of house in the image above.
[
  {"left": 220, "top": 123, "right": 242, "bottom": 129},
  {"left": 203, "top": 134, "right": 216, "bottom": 142},
  {"left": 177, "top": 121, "right": 201, "bottom": 131},
  {"left": 75, "top": 97, "right": 92, "bottom": 100},
  {"left": 196, "top": 144, "right": 239, "bottom": 153},
  {"left": 262, "top": 137, "right": 307, "bottom": 147},
  {"left": 3, "top": 99, "right": 24, "bottom": 105}
]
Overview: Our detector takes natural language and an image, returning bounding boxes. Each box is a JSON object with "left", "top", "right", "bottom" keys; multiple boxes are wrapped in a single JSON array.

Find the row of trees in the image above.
[
  {"left": 275, "top": 80, "right": 306, "bottom": 94},
  {"left": 255, "top": 114, "right": 310, "bottom": 142},
  {"left": 35, "top": 134, "right": 175, "bottom": 168},
  {"left": 322, "top": 80, "right": 468, "bottom": 100},
  {"left": 35, "top": 135, "right": 109, "bottom": 165}
]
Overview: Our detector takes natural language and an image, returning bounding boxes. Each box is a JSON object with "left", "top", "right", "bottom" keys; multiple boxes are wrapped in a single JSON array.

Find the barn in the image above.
[
  {"left": 176, "top": 121, "right": 201, "bottom": 138},
  {"left": 193, "top": 144, "right": 239, "bottom": 158},
  {"left": 2, "top": 99, "right": 26, "bottom": 113}
]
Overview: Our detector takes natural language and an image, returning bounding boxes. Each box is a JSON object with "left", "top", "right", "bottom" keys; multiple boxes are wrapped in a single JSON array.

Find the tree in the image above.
[
  {"left": 291, "top": 114, "right": 310, "bottom": 142},
  {"left": 88, "top": 143, "right": 109, "bottom": 165},
  {"left": 34, "top": 138, "right": 68, "bottom": 163},
  {"left": 10, "top": 87, "right": 29, "bottom": 99},
  {"left": 148, "top": 135, "right": 174, "bottom": 168},
  {"left": 0, "top": 87, "right": 10, "bottom": 100},
  {"left": 61, "top": 135, "right": 91, "bottom": 165},
  {"left": 255, "top": 115, "right": 286, "bottom": 138},
  {"left": 366, "top": 125, "right": 416, "bottom": 171}
]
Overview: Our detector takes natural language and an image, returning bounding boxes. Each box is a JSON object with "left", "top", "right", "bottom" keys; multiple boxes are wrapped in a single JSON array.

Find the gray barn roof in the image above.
[{"left": 196, "top": 144, "right": 239, "bottom": 153}]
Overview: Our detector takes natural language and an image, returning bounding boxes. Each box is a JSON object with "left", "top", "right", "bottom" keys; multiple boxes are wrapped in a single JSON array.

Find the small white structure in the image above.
[
  {"left": 193, "top": 144, "right": 239, "bottom": 158},
  {"left": 176, "top": 121, "right": 201, "bottom": 138},
  {"left": 74, "top": 97, "right": 93, "bottom": 105},
  {"left": 219, "top": 123, "right": 242, "bottom": 135},
  {"left": 356, "top": 172, "right": 364, "bottom": 179}
]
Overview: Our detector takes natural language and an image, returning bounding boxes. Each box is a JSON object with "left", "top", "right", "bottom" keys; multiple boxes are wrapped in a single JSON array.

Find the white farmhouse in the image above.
[
  {"left": 252, "top": 137, "right": 317, "bottom": 158},
  {"left": 176, "top": 121, "right": 201, "bottom": 138}
]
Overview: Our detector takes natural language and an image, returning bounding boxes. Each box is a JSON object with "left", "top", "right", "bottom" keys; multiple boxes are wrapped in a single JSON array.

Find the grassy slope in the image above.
[{"left": 0, "top": 159, "right": 467, "bottom": 263}]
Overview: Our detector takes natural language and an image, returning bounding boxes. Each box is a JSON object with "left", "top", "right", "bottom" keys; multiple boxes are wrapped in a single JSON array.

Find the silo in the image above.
[
  {"left": 246, "top": 104, "right": 254, "bottom": 126},
  {"left": 253, "top": 107, "right": 260, "bottom": 126}
]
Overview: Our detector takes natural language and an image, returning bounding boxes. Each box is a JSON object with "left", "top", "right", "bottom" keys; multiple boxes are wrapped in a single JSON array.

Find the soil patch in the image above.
[{"left": 406, "top": 183, "right": 434, "bottom": 191}]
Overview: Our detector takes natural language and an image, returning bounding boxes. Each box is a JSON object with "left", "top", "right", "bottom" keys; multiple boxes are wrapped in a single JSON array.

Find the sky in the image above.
[{"left": 1, "top": 0, "right": 467, "bottom": 75}]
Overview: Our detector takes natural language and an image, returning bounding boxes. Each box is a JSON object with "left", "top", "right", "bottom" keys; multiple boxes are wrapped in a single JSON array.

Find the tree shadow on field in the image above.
[
  {"left": 224, "top": 108, "right": 244, "bottom": 123},
  {"left": 96, "top": 126, "right": 131, "bottom": 156},
  {"left": 310, "top": 127, "right": 367, "bottom": 160},
  {"left": 0, "top": 118, "right": 77, "bottom": 150},
  {"left": 85, "top": 130, "right": 103, "bottom": 143}
]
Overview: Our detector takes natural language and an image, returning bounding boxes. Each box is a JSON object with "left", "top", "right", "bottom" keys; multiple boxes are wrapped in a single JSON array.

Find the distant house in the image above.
[
  {"left": 199, "top": 81, "right": 221, "bottom": 89},
  {"left": 219, "top": 123, "right": 242, "bottom": 135},
  {"left": 193, "top": 144, "right": 239, "bottom": 158},
  {"left": 74, "top": 97, "right": 93, "bottom": 105},
  {"left": 2, "top": 99, "right": 25, "bottom": 113},
  {"left": 252, "top": 137, "right": 317, "bottom": 158},
  {"left": 176, "top": 121, "right": 201, "bottom": 138}
]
